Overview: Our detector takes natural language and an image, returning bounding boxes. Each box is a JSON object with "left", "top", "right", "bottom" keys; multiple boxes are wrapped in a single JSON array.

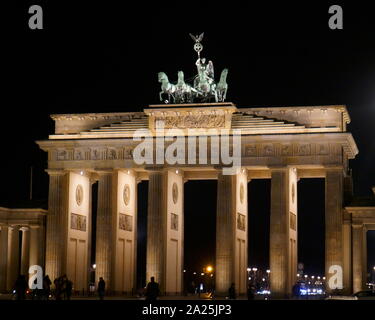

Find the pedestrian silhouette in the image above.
[
  {"left": 54, "top": 276, "right": 62, "bottom": 300},
  {"left": 14, "top": 275, "right": 28, "bottom": 300},
  {"left": 247, "top": 284, "right": 255, "bottom": 300},
  {"left": 98, "top": 277, "right": 106, "bottom": 300},
  {"left": 228, "top": 283, "right": 236, "bottom": 299},
  {"left": 292, "top": 282, "right": 300, "bottom": 299},
  {"left": 43, "top": 275, "right": 52, "bottom": 300},
  {"left": 145, "top": 277, "right": 160, "bottom": 302},
  {"left": 65, "top": 278, "right": 73, "bottom": 300}
]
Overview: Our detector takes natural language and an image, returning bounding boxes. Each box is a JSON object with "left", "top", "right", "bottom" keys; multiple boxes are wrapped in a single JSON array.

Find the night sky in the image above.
[{"left": 4, "top": 2, "right": 375, "bottom": 282}]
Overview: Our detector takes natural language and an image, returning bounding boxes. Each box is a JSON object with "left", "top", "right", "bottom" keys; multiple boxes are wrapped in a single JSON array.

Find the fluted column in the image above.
[
  {"left": 0, "top": 225, "right": 9, "bottom": 292},
  {"left": 45, "top": 171, "right": 68, "bottom": 282},
  {"left": 95, "top": 171, "right": 115, "bottom": 290},
  {"left": 352, "top": 224, "right": 365, "bottom": 293},
  {"left": 269, "top": 167, "right": 298, "bottom": 298},
  {"left": 216, "top": 173, "right": 235, "bottom": 295},
  {"left": 325, "top": 169, "right": 344, "bottom": 293},
  {"left": 7, "top": 226, "right": 20, "bottom": 290},
  {"left": 146, "top": 170, "right": 167, "bottom": 291},
  {"left": 146, "top": 169, "right": 184, "bottom": 295},
  {"left": 20, "top": 227, "right": 30, "bottom": 275},
  {"left": 29, "top": 226, "right": 43, "bottom": 268}
]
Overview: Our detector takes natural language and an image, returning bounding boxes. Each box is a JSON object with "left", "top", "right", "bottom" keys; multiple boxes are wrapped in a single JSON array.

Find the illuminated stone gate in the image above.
[{"left": 36, "top": 102, "right": 360, "bottom": 297}]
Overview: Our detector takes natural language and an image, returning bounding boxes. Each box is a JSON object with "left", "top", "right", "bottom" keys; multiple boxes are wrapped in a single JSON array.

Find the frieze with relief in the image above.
[
  {"left": 155, "top": 114, "right": 225, "bottom": 129},
  {"left": 244, "top": 143, "right": 339, "bottom": 158},
  {"left": 55, "top": 147, "right": 134, "bottom": 161}
]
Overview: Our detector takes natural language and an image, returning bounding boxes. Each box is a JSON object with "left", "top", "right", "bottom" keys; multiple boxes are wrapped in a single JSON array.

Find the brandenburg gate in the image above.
[{"left": 36, "top": 102, "right": 359, "bottom": 297}]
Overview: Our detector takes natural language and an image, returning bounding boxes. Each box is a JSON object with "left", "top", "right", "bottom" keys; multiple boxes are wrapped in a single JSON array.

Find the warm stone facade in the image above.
[
  {"left": 345, "top": 192, "right": 375, "bottom": 294},
  {"left": 34, "top": 102, "right": 366, "bottom": 297},
  {"left": 0, "top": 207, "right": 46, "bottom": 292}
]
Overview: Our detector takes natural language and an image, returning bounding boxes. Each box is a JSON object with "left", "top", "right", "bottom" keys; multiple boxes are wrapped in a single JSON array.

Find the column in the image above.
[
  {"left": 65, "top": 171, "right": 91, "bottom": 292},
  {"left": 342, "top": 213, "right": 352, "bottom": 294},
  {"left": 215, "top": 173, "right": 234, "bottom": 295},
  {"left": 87, "top": 177, "right": 96, "bottom": 291},
  {"left": 216, "top": 169, "right": 248, "bottom": 295},
  {"left": 269, "top": 167, "right": 298, "bottom": 298},
  {"left": 7, "top": 226, "right": 20, "bottom": 290},
  {"left": 146, "top": 170, "right": 167, "bottom": 291},
  {"left": 165, "top": 170, "right": 183, "bottom": 294},
  {"left": 113, "top": 170, "right": 138, "bottom": 294},
  {"left": 20, "top": 227, "right": 30, "bottom": 275},
  {"left": 29, "top": 226, "right": 43, "bottom": 268},
  {"left": 0, "top": 225, "right": 9, "bottom": 292},
  {"left": 146, "top": 169, "right": 184, "bottom": 295},
  {"left": 352, "top": 224, "right": 365, "bottom": 293},
  {"left": 95, "top": 171, "right": 115, "bottom": 291},
  {"left": 325, "top": 169, "right": 344, "bottom": 293},
  {"left": 45, "top": 171, "right": 68, "bottom": 281}
]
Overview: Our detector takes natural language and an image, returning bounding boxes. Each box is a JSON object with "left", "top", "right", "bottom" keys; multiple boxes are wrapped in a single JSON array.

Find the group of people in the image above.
[
  {"left": 12, "top": 275, "right": 257, "bottom": 301},
  {"left": 53, "top": 274, "right": 73, "bottom": 300},
  {"left": 13, "top": 274, "right": 53, "bottom": 300},
  {"left": 12, "top": 274, "right": 73, "bottom": 300}
]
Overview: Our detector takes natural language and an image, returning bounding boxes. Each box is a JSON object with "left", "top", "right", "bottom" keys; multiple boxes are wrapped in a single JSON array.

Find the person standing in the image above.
[
  {"left": 228, "top": 283, "right": 236, "bottom": 300},
  {"left": 292, "top": 282, "right": 300, "bottom": 299},
  {"left": 54, "top": 277, "right": 62, "bottom": 300},
  {"left": 247, "top": 284, "right": 255, "bottom": 300},
  {"left": 43, "top": 275, "right": 52, "bottom": 300},
  {"left": 14, "top": 275, "right": 28, "bottom": 300},
  {"left": 98, "top": 277, "right": 106, "bottom": 300},
  {"left": 65, "top": 278, "right": 73, "bottom": 300},
  {"left": 145, "top": 277, "right": 160, "bottom": 302}
]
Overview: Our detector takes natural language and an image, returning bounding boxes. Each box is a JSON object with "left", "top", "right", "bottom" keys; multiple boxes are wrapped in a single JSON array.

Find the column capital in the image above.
[
  {"left": 94, "top": 169, "right": 114, "bottom": 176},
  {"left": 324, "top": 165, "right": 344, "bottom": 173},
  {"left": 268, "top": 165, "right": 288, "bottom": 171},
  {"left": 352, "top": 223, "right": 364, "bottom": 229},
  {"left": 28, "top": 224, "right": 41, "bottom": 229},
  {"left": 144, "top": 165, "right": 166, "bottom": 172},
  {"left": 45, "top": 169, "right": 67, "bottom": 176}
]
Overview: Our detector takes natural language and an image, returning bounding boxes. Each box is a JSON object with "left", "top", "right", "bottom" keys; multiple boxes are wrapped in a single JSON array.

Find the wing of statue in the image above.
[
  {"left": 189, "top": 33, "right": 197, "bottom": 42},
  {"left": 198, "top": 32, "right": 204, "bottom": 42}
]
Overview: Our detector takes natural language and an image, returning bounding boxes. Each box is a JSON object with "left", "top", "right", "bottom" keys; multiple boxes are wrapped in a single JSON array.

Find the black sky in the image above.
[{"left": 4, "top": 2, "right": 375, "bottom": 277}]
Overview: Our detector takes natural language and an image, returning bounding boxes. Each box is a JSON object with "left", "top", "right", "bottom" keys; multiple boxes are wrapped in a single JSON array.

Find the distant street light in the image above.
[{"left": 206, "top": 266, "right": 213, "bottom": 273}]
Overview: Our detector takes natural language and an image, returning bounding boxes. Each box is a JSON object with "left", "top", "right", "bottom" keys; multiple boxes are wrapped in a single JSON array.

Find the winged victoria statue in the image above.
[{"left": 158, "top": 33, "right": 228, "bottom": 104}]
